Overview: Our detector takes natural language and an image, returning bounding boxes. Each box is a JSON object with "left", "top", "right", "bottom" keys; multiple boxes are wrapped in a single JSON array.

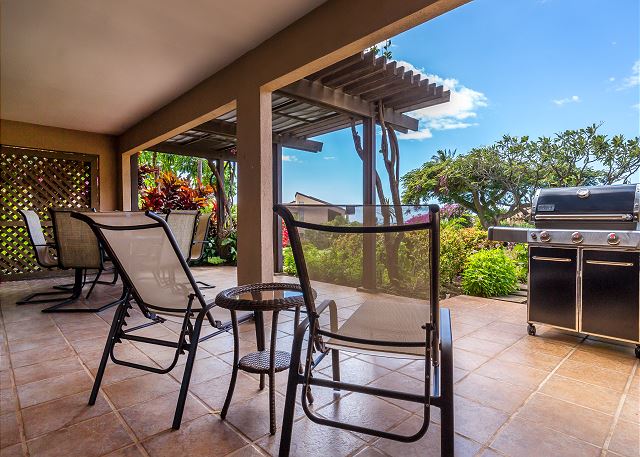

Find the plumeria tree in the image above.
[{"left": 402, "top": 124, "right": 640, "bottom": 228}]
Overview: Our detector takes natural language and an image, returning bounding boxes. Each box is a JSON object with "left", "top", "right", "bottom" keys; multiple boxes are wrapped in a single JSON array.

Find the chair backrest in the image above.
[
  {"left": 189, "top": 212, "right": 211, "bottom": 262},
  {"left": 50, "top": 209, "right": 102, "bottom": 269},
  {"left": 72, "top": 211, "right": 206, "bottom": 313},
  {"left": 18, "top": 209, "right": 57, "bottom": 268},
  {"left": 275, "top": 203, "right": 440, "bottom": 331},
  {"left": 165, "top": 209, "right": 199, "bottom": 260}
]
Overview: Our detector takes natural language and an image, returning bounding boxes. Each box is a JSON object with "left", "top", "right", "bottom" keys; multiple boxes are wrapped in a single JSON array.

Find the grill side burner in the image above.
[{"left": 488, "top": 184, "right": 640, "bottom": 358}]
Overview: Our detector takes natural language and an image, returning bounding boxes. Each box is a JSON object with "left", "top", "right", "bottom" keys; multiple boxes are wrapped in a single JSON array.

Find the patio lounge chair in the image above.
[
  {"left": 165, "top": 209, "right": 199, "bottom": 260},
  {"left": 72, "top": 210, "right": 251, "bottom": 429},
  {"left": 188, "top": 212, "right": 215, "bottom": 289},
  {"left": 275, "top": 204, "right": 454, "bottom": 457}
]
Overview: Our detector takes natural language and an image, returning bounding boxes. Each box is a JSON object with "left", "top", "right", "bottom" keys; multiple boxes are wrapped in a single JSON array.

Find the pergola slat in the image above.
[{"left": 152, "top": 51, "right": 449, "bottom": 157}]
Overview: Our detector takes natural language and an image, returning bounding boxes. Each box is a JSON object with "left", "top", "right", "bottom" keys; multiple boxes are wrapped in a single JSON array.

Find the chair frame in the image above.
[
  {"left": 73, "top": 210, "right": 250, "bottom": 429},
  {"left": 15, "top": 209, "right": 73, "bottom": 305},
  {"left": 275, "top": 204, "right": 454, "bottom": 457},
  {"left": 38, "top": 209, "right": 123, "bottom": 313},
  {"left": 187, "top": 212, "right": 215, "bottom": 289}
]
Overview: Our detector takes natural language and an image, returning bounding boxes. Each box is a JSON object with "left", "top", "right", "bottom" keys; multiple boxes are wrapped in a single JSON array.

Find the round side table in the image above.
[{"left": 215, "top": 282, "right": 315, "bottom": 435}]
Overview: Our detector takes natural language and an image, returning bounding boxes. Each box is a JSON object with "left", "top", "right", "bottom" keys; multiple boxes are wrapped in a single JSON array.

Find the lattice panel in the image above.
[{"left": 1, "top": 146, "right": 96, "bottom": 279}]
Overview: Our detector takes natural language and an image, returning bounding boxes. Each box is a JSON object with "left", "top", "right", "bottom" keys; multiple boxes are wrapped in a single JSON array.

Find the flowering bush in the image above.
[
  {"left": 282, "top": 220, "right": 290, "bottom": 247},
  {"left": 140, "top": 171, "right": 214, "bottom": 212}
]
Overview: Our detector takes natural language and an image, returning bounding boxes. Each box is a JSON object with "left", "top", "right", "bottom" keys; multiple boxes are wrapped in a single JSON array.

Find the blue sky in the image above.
[{"left": 282, "top": 0, "right": 640, "bottom": 204}]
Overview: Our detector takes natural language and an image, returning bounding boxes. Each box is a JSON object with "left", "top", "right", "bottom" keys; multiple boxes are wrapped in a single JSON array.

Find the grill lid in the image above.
[{"left": 531, "top": 184, "right": 639, "bottom": 230}]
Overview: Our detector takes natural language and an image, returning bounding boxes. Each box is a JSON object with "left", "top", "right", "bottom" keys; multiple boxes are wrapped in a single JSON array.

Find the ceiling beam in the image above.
[
  {"left": 190, "top": 119, "right": 323, "bottom": 153},
  {"left": 277, "top": 79, "right": 419, "bottom": 131},
  {"left": 148, "top": 142, "right": 238, "bottom": 161}
]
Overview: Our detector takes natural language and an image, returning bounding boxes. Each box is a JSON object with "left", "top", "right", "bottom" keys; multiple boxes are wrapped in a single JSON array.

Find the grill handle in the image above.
[
  {"left": 533, "top": 213, "right": 634, "bottom": 222},
  {"left": 585, "top": 260, "right": 634, "bottom": 267},
  {"left": 532, "top": 256, "right": 572, "bottom": 263}
]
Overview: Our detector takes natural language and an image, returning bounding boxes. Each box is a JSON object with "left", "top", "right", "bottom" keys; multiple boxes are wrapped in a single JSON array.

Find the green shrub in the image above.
[
  {"left": 440, "top": 226, "right": 501, "bottom": 285},
  {"left": 506, "top": 243, "right": 528, "bottom": 282},
  {"left": 461, "top": 249, "right": 518, "bottom": 297},
  {"left": 282, "top": 246, "right": 297, "bottom": 275}
]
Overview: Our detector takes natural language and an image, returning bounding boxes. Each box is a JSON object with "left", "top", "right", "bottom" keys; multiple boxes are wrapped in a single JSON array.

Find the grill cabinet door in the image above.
[
  {"left": 581, "top": 250, "right": 639, "bottom": 343},
  {"left": 529, "top": 247, "right": 577, "bottom": 330}
]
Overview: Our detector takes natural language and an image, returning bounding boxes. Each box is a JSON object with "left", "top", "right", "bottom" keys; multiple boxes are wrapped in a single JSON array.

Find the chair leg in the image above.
[
  {"left": 440, "top": 308, "right": 455, "bottom": 457},
  {"left": 278, "top": 319, "right": 306, "bottom": 457},
  {"left": 89, "top": 301, "right": 129, "bottom": 405},
  {"left": 269, "top": 311, "right": 279, "bottom": 435},
  {"left": 331, "top": 349, "right": 340, "bottom": 391},
  {"left": 221, "top": 311, "right": 240, "bottom": 420},
  {"left": 172, "top": 314, "right": 204, "bottom": 430},
  {"left": 85, "top": 269, "right": 102, "bottom": 299},
  {"left": 255, "top": 311, "right": 266, "bottom": 390},
  {"left": 196, "top": 280, "right": 215, "bottom": 290}
]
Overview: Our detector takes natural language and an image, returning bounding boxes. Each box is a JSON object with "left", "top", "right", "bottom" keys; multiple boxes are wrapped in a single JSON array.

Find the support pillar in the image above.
[
  {"left": 272, "top": 143, "right": 283, "bottom": 273},
  {"left": 236, "top": 87, "right": 274, "bottom": 285},
  {"left": 215, "top": 159, "right": 225, "bottom": 252},
  {"left": 129, "top": 153, "right": 139, "bottom": 211},
  {"left": 362, "top": 117, "right": 376, "bottom": 290}
]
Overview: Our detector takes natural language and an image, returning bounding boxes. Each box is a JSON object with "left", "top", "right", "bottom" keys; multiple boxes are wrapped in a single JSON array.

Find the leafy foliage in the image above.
[
  {"left": 402, "top": 124, "right": 640, "bottom": 228},
  {"left": 140, "top": 171, "right": 214, "bottom": 212},
  {"left": 461, "top": 249, "right": 518, "bottom": 297}
]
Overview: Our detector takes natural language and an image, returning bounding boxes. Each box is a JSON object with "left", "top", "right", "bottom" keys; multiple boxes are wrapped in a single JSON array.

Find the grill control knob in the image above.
[
  {"left": 571, "top": 232, "right": 583, "bottom": 244},
  {"left": 539, "top": 231, "right": 551, "bottom": 242},
  {"left": 607, "top": 233, "right": 620, "bottom": 245},
  {"left": 530, "top": 232, "right": 537, "bottom": 240}
]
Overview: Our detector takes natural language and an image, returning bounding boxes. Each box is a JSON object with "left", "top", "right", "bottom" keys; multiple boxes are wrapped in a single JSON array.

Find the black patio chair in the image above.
[
  {"left": 72, "top": 210, "right": 251, "bottom": 429},
  {"left": 15, "top": 209, "right": 71, "bottom": 304},
  {"left": 275, "top": 204, "right": 454, "bottom": 457},
  {"left": 37, "top": 209, "right": 125, "bottom": 313}
]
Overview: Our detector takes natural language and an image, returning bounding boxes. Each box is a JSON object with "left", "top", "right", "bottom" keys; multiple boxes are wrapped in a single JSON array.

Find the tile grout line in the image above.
[
  {"left": 600, "top": 357, "right": 639, "bottom": 457},
  {"left": 0, "top": 304, "right": 32, "bottom": 457},
  {"left": 474, "top": 334, "right": 588, "bottom": 456},
  {"left": 51, "top": 313, "right": 152, "bottom": 457}
]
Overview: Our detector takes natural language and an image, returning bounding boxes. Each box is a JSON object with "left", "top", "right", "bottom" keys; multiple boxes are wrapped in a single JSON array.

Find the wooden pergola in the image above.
[{"left": 139, "top": 50, "right": 451, "bottom": 271}]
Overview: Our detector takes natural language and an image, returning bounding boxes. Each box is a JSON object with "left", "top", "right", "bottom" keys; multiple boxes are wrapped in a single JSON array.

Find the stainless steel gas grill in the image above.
[{"left": 488, "top": 184, "right": 640, "bottom": 358}]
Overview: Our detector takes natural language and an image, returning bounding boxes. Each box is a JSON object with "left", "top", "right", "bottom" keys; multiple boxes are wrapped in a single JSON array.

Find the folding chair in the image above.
[
  {"left": 275, "top": 204, "right": 454, "bottom": 457},
  {"left": 72, "top": 211, "right": 251, "bottom": 429}
]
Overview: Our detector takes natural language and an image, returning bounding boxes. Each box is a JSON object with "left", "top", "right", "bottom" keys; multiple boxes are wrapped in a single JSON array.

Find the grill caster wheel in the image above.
[
  {"left": 527, "top": 324, "right": 536, "bottom": 336},
  {"left": 635, "top": 346, "right": 640, "bottom": 359}
]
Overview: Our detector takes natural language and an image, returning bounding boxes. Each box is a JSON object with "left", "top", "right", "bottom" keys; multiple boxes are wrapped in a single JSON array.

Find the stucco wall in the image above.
[{"left": 0, "top": 119, "right": 120, "bottom": 210}]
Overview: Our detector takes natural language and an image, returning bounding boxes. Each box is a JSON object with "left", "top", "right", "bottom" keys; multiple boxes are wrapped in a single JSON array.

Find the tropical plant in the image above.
[
  {"left": 461, "top": 249, "right": 518, "bottom": 297},
  {"left": 402, "top": 124, "right": 640, "bottom": 228},
  {"left": 140, "top": 171, "right": 214, "bottom": 212}
]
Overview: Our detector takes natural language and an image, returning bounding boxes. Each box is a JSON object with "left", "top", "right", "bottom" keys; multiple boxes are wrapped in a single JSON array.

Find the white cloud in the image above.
[
  {"left": 282, "top": 155, "right": 300, "bottom": 163},
  {"left": 552, "top": 95, "right": 580, "bottom": 106},
  {"left": 609, "top": 76, "right": 616, "bottom": 82},
  {"left": 323, "top": 156, "right": 336, "bottom": 160},
  {"left": 633, "top": 103, "right": 640, "bottom": 111},
  {"left": 618, "top": 60, "right": 640, "bottom": 90},
  {"left": 394, "top": 61, "right": 488, "bottom": 141}
]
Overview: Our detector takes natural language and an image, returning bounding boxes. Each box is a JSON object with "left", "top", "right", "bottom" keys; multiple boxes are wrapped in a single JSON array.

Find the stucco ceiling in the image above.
[{"left": 0, "top": 0, "right": 327, "bottom": 135}]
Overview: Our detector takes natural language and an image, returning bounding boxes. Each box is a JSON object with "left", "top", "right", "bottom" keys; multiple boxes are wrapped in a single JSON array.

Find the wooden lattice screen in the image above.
[{"left": 0, "top": 145, "right": 99, "bottom": 280}]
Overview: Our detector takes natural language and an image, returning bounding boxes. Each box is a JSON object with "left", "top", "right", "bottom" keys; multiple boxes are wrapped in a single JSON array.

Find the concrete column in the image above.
[
  {"left": 236, "top": 87, "right": 274, "bottom": 285},
  {"left": 272, "top": 143, "right": 283, "bottom": 273},
  {"left": 129, "top": 153, "right": 139, "bottom": 211}
]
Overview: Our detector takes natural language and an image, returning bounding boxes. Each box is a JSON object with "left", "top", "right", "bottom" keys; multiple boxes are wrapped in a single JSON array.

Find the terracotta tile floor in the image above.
[{"left": 1, "top": 266, "right": 638, "bottom": 457}]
